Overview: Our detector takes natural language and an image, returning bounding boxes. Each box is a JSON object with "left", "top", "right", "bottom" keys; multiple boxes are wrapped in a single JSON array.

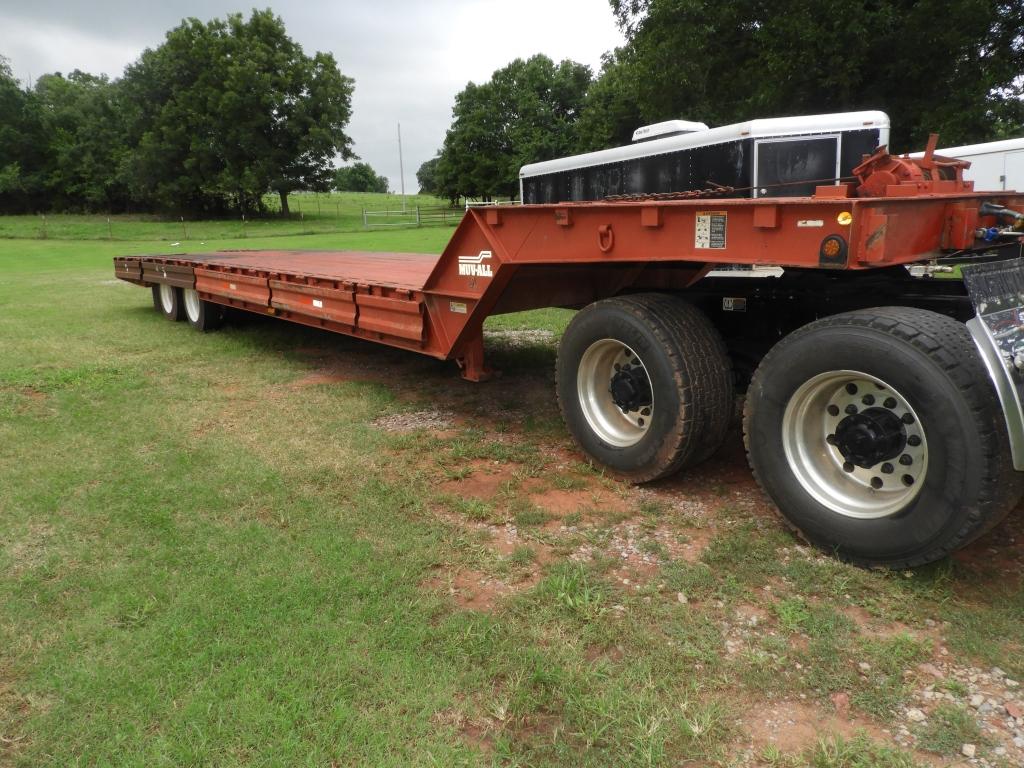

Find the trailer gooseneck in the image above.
[{"left": 115, "top": 142, "right": 1024, "bottom": 569}]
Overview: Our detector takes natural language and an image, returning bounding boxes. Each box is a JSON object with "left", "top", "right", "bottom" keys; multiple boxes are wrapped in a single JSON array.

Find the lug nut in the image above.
[
  {"left": 901, "top": 475, "right": 915, "bottom": 487},
  {"left": 826, "top": 434, "right": 837, "bottom": 445},
  {"left": 862, "top": 394, "right": 875, "bottom": 406},
  {"left": 870, "top": 477, "right": 883, "bottom": 489},
  {"left": 845, "top": 404, "right": 858, "bottom": 415},
  {"left": 883, "top": 397, "right": 897, "bottom": 409},
  {"left": 638, "top": 418, "right": 645, "bottom": 427},
  {"left": 843, "top": 461, "right": 855, "bottom": 473},
  {"left": 907, "top": 434, "right": 921, "bottom": 447},
  {"left": 881, "top": 463, "right": 894, "bottom": 474},
  {"left": 827, "top": 404, "right": 840, "bottom": 417},
  {"left": 901, "top": 412, "right": 915, "bottom": 425},
  {"left": 641, "top": 407, "right": 651, "bottom": 416},
  {"left": 846, "top": 383, "right": 859, "bottom": 395},
  {"left": 899, "top": 454, "right": 913, "bottom": 466}
]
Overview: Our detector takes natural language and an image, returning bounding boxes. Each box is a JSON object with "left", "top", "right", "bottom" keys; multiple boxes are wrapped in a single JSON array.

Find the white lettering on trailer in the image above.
[
  {"left": 458, "top": 250, "right": 494, "bottom": 278},
  {"left": 312, "top": 299, "right": 324, "bottom": 308},
  {"left": 449, "top": 301, "right": 468, "bottom": 314},
  {"left": 797, "top": 219, "right": 825, "bottom": 228}
]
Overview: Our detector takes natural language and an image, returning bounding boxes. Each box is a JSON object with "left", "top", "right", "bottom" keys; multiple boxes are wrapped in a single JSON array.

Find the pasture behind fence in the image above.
[
  {"left": 2, "top": 193, "right": 465, "bottom": 241},
  {"left": 362, "top": 205, "right": 463, "bottom": 230}
]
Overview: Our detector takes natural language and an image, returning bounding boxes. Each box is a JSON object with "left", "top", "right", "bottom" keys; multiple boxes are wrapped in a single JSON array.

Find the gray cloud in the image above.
[{"left": 0, "top": 0, "right": 623, "bottom": 193}]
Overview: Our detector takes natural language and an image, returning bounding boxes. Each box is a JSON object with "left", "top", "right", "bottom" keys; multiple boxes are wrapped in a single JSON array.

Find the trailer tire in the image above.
[
  {"left": 557, "top": 293, "right": 733, "bottom": 483},
  {"left": 744, "top": 307, "right": 1023, "bottom": 568},
  {"left": 183, "top": 288, "right": 224, "bottom": 332},
  {"left": 153, "top": 283, "right": 185, "bottom": 322}
]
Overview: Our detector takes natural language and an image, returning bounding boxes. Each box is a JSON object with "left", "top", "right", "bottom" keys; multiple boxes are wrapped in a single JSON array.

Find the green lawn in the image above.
[
  {"left": 0, "top": 191, "right": 455, "bottom": 242},
  {"left": 2, "top": 224, "right": 1023, "bottom": 767}
]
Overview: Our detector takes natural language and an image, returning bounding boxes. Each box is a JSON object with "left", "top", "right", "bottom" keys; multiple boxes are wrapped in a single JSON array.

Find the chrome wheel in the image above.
[
  {"left": 159, "top": 283, "right": 175, "bottom": 314},
  {"left": 183, "top": 288, "right": 201, "bottom": 323},
  {"left": 782, "top": 370, "right": 927, "bottom": 519},
  {"left": 577, "top": 339, "right": 653, "bottom": 447}
]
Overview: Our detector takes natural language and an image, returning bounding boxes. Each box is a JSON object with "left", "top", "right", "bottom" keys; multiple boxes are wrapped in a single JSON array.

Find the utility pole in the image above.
[{"left": 398, "top": 122, "right": 406, "bottom": 212}]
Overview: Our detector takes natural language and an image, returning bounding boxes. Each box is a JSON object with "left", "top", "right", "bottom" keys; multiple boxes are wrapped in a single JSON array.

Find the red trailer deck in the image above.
[{"left": 114, "top": 146, "right": 1024, "bottom": 569}]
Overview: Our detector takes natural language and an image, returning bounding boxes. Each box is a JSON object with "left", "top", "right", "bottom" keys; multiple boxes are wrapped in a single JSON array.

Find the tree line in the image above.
[
  {"left": 0, "top": 9, "right": 357, "bottom": 216},
  {"left": 418, "top": 0, "right": 1024, "bottom": 202}
]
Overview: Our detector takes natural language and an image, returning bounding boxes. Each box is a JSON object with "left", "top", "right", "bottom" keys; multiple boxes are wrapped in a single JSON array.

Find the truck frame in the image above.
[{"left": 115, "top": 142, "right": 1024, "bottom": 569}]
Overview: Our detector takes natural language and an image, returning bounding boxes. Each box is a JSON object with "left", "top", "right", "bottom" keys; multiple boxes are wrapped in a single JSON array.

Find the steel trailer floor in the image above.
[{"left": 165, "top": 250, "right": 440, "bottom": 290}]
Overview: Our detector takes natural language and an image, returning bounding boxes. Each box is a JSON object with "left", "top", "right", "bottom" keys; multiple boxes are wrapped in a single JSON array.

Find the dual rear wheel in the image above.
[
  {"left": 151, "top": 285, "right": 224, "bottom": 331},
  {"left": 558, "top": 298, "right": 1022, "bottom": 568}
]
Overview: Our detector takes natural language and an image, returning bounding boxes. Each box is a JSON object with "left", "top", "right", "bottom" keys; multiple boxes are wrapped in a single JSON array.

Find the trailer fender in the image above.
[{"left": 962, "top": 256, "right": 1024, "bottom": 470}]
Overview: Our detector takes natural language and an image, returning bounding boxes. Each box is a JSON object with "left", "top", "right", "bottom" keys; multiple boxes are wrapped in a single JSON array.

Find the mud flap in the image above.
[{"left": 962, "top": 255, "right": 1024, "bottom": 470}]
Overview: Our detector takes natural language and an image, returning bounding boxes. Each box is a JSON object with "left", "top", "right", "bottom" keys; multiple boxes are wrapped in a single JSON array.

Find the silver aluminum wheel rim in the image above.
[
  {"left": 159, "top": 283, "right": 175, "bottom": 314},
  {"left": 577, "top": 339, "right": 653, "bottom": 448},
  {"left": 183, "top": 288, "right": 201, "bottom": 323},
  {"left": 782, "top": 370, "right": 928, "bottom": 519}
]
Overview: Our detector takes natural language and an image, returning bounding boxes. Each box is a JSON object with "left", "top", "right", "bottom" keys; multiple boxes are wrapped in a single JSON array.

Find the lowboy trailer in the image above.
[{"left": 115, "top": 142, "right": 1024, "bottom": 568}]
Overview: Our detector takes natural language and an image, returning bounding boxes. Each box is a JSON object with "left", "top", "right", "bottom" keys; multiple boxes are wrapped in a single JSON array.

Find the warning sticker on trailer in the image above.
[{"left": 695, "top": 211, "right": 727, "bottom": 249}]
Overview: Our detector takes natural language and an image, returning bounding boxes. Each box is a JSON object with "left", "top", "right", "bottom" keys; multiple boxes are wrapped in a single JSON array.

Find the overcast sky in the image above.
[{"left": 0, "top": 0, "right": 625, "bottom": 193}]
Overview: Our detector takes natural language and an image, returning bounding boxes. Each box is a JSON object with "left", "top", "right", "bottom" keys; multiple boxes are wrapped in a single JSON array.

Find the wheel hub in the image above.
[
  {"left": 577, "top": 339, "right": 654, "bottom": 448},
  {"left": 782, "top": 371, "right": 928, "bottom": 519},
  {"left": 609, "top": 365, "right": 652, "bottom": 413},
  {"left": 833, "top": 407, "right": 906, "bottom": 468}
]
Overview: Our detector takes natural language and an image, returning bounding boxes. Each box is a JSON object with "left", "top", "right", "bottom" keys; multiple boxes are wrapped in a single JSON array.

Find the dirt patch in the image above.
[
  {"left": 21, "top": 387, "right": 46, "bottom": 401},
  {"left": 841, "top": 604, "right": 941, "bottom": 645},
  {"left": 529, "top": 485, "right": 631, "bottom": 520},
  {"left": 430, "top": 706, "right": 495, "bottom": 754},
  {"left": 291, "top": 371, "right": 358, "bottom": 387},
  {"left": 3, "top": 523, "right": 55, "bottom": 574},
  {"left": 423, "top": 568, "right": 517, "bottom": 611},
  {"left": 673, "top": 525, "right": 716, "bottom": 563},
  {"left": 951, "top": 512, "right": 1024, "bottom": 583},
  {"left": 739, "top": 699, "right": 890, "bottom": 755},
  {"left": 441, "top": 461, "right": 518, "bottom": 499},
  {"left": 372, "top": 409, "right": 455, "bottom": 433}
]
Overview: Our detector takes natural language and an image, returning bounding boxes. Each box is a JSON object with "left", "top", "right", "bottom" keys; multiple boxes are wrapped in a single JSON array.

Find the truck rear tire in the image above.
[
  {"left": 744, "top": 307, "right": 1023, "bottom": 568},
  {"left": 153, "top": 284, "right": 185, "bottom": 322},
  {"left": 183, "top": 288, "right": 224, "bottom": 332},
  {"left": 557, "top": 293, "right": 733, "bottom": 482}
]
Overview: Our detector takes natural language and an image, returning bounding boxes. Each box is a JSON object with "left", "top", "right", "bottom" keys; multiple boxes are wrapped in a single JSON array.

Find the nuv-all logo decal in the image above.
[{"left": 457, "top": 250, "right": 493, "bottom": 278}]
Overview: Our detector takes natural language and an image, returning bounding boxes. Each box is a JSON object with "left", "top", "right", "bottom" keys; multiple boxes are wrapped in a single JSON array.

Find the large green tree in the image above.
[
  {"left": 334, "top": 162, "right": 389, "bottom": 193},
  {"left": 120, "top": 9, "right": 355, "bottom": 214},
  {"left": 415, "top": 155, "right": 441, "bottom": 196},
  {"left": 0, "top": 57, "right": 53, "bottom": 213},
  {"left": 435, "top": 55, "right": 592, "bottom": 201},
  {"left": 600, "top": 0, "right": 1024, "bottom": 150},
  {"left": 33, "top": 71, "right": 129, "bottom": 211}
]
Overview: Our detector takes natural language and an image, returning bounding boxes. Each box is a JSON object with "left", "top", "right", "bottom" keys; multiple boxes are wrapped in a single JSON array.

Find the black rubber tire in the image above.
[
  {"left": 557, "top": 293, "right": 733, "bottom": 482},
  {"left": 183, "top": 288, "right": 225, "bottom": 332},
  {"left": 744, "top": 307, "right": 1023, "bottom": 568},
  {"left": 152, "top": 284, "right": 185, "bottom": 322}
]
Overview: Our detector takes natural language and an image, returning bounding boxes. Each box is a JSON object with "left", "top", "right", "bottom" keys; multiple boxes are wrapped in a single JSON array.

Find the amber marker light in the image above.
[
  {"left": 837, "top": 211, "right": 853, "bottom": 226},
  {"left": 819, "top": 235, "right": 848, "bottom": 266}
]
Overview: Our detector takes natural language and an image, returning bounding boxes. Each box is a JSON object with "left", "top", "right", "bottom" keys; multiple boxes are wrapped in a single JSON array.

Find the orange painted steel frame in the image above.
[{"left": 115, "top": 190, "right": 1024, "bottom": 382}]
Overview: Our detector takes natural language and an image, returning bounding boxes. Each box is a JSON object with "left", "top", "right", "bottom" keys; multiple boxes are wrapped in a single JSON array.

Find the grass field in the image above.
[
  {"left": 2, "top": 223, "right": 1024, "bottom": 767},
  {"left": 0, "top": 192, "right": 455, "bottom": 242}
]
